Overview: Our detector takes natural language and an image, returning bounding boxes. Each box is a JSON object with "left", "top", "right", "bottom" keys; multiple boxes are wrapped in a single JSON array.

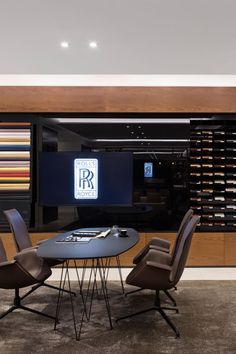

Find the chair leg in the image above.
[
  {"left": 19, "top": 305, "right": 56, "bottom": 320},
  {"left": 116, "top": 307, "right": 156, "bottom": 322},
  {"left": 125, "top": 288, "right": 178, "bottom": 309},
  {"left": 125, "top": 287, "right": 144, "bottom": 297},
  {"left": 0, "top": 305, "right": 17, "bottom": 320},
  {"left": 21, "top": 283, "right": 42, "bottom": 300},
  {"left": 116, "top": 256, "right": 125, "bottom": 294},
  {"left": 0, "top": 289, "right": 56, "bottom": 321},
  {"left": 163, "top": 290, "right": 177, "bottom": 307},
  {"left": 158, "top": 308, "right": 180, "bottom": 338},
  {"left": 43, "top": 282, "right": 76, "bottom": 297},
  {"left": 21, "top": 281, "right": 76, "bottom": 301},
  {"left": 116, "top": 290, "right": 180, "bottom": 338},
  {"left": 155, "top": 291, "right": 179, "bottom": 337}
]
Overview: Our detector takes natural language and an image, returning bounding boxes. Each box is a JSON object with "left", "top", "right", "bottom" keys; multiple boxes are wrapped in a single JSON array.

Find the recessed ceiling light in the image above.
[
  {"left": 89, "top": 41, "right": 98, "bottom": 48},
  {"left": 141, "top": 132, "right": 144, "bottom": 135},
  {"left": 131, "top": 131, "right": 134, "bottom": 134},
  {"left": 60, "top": 41, "right": 69, "bottom": 48},
  {"left": 126, "top": 125, "right": 130, "bottom": 128},
  {"left": 138, "top": 126, "right": 142, "bottom": 129}
]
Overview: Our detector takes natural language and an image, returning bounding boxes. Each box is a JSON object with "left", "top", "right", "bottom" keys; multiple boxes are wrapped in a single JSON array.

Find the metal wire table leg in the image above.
[
  {"left": 78, "top": 259, "right": 96, "bottom": 340},
  {"left": 116, "top": 255, "right": 125, "bottom": 294},
  {"left": 97, "top": 258, "right": 113, "bottom": 330},
  {"left": 54, "top": 261, "right": 66, "bottom": 330},
  {"left": 65, "top": 260, "right": 78, "bottom": 340}
]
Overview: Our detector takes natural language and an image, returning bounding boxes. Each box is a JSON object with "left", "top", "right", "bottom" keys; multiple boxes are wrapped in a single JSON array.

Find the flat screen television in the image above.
[{"left": 39, "top": 152, "right": 133, "bottom": 206}]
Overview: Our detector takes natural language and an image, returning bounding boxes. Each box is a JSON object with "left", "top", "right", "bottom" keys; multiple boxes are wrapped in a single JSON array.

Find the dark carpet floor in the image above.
[{"left": 0, "top": 281, "right": 236, "bottom": 354}]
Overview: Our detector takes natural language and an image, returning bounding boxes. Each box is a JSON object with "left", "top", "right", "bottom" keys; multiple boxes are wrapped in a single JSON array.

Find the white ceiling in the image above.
[{"left": 0, "top": 0, "right": 236, "bottom": 74}]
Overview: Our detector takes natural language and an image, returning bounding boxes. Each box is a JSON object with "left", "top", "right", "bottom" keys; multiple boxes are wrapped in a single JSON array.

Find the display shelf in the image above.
[
  {"left": 190, "top": 121, "right": 236, "bottom": 231},
  {"left": 0, "top": 123, "right": 32, "bottom": 227},
  {"left": 198, "top": 226, "right": 236, "bottom": 232}
]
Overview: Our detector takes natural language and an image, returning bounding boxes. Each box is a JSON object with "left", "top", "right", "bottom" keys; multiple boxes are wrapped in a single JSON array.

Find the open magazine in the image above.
[{"left": 56, "top": 229, "right": 111, "bottom": 243}]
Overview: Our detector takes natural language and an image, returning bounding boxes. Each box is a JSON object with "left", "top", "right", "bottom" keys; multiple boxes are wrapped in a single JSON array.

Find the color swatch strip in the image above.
[{"left": 0, "top": 125, "right": 31, "bottom": 193}]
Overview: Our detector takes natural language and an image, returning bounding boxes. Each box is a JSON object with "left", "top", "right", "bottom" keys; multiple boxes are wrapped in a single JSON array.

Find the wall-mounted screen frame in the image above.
[{"left": 39, "top": 152, "right": 133, "bottom": 206}]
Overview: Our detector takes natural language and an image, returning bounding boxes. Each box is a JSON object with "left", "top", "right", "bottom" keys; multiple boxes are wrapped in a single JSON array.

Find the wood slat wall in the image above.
[
  {"left": 1, "top": 232, "right": 235, "bottom": 266},
  {"left": 1, "top": 86, "right": 236, "bottom": 112}
]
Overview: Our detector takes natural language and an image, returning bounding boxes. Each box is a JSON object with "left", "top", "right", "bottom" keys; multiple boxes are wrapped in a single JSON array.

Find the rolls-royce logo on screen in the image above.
[{"left": 74, "top": 159, "right": 98, "bottom": 199}]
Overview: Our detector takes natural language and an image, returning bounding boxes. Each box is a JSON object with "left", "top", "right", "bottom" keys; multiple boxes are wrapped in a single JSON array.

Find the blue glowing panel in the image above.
[{"left": 144, "top": 162, "right": 153, "bottom": 178}]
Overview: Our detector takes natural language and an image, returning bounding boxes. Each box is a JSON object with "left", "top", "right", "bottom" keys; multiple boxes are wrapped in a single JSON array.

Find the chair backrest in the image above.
[
  {"left": 170, "top": 215, "right": 200, "bottom": 283},
  {"left": 3, "top": 209, "right": 32, "bottom": 252},
  {"left": 171, "top": 209, "right": 194, "bottom": 264},
  {"left": 0, "top": 237, "right": 7, "bottom": 262}
]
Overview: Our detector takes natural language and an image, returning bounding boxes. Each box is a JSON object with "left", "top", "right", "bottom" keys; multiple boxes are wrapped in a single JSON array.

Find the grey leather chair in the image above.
[
  {"left": 117, "top": 215, "right": 200, "bottom": 337},
  {"left": 0, "top": 237, "right": 55, "bottom": 321},
  {"left": 3, "top": 208, "right": 75, "bottom": 296}
]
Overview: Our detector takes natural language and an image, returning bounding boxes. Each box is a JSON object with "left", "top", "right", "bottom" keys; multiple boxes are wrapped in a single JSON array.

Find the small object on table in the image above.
[
  {"left": 119, "top": 229, "right": 128, "bottom": 237},
  {"left": 112, "top": 225, "right": 120, "bottom": 237}
]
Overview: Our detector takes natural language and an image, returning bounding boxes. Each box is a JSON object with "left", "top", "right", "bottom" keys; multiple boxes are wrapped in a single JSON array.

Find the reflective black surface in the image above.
[{"left": 37, "top": 227, "right": 139, "bottom": 260}]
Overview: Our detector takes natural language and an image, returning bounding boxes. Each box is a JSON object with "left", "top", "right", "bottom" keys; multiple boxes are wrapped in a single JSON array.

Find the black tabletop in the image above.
[{"left": 37, "top": 227, "right": 139, "bottom": 260}]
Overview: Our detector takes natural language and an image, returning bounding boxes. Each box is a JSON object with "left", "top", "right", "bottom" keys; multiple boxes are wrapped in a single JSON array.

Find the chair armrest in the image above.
[
  {"left": 0, "top": 260, "right": 16, "bottom": 268},
  {"left": 133, "top": 239, "right": 171, "bottom": 265},
  {"left": 14, "top": 248, "right": 42, "bottom": 264},
  {"left": 150, "top": 237, "right": 171, "bottom": 251},
  {"left": 146, "top": 260, "right": 172, "bottom": 272},
  {"left": 36, "top": 239, "right": 48, "bottom": 246},
  {"left": 145, "top": 248, "right": 172, "bottom": 266},
  {"left": 18, "top": 246, "right": 38, "bottom": 252},
  {"left": 149, "top": 244, "right": 169, "bottom": 253}
]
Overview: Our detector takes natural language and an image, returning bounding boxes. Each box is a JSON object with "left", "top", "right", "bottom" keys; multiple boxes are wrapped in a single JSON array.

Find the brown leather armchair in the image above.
[
  {"left": 3, "top": 208, "right": 75, "bottom": 297},
  {"left": 0, "top": 237, "right": 55, "bottom": 321},
  {"left": 127, "top": 209, "right": 194, "bottom": 305},
  {"left": 133, "top": 209, "right": 194, "bottom": 264},
  {"left": 116, "top": 215, "right": 200, "bottom": 338}
]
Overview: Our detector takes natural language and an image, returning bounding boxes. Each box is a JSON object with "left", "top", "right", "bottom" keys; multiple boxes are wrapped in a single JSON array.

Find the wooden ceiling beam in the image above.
[{"left": 0, "top": 86, "right": 236, "bottom": 113}]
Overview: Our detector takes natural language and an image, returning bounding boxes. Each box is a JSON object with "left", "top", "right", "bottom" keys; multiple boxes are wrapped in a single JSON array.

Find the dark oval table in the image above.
[
  {"left": 37, "top": 227, "right": 139, "bottom": 340},
  {"left": 37, "top": 227, "right": 139, "bottom": 260}
]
